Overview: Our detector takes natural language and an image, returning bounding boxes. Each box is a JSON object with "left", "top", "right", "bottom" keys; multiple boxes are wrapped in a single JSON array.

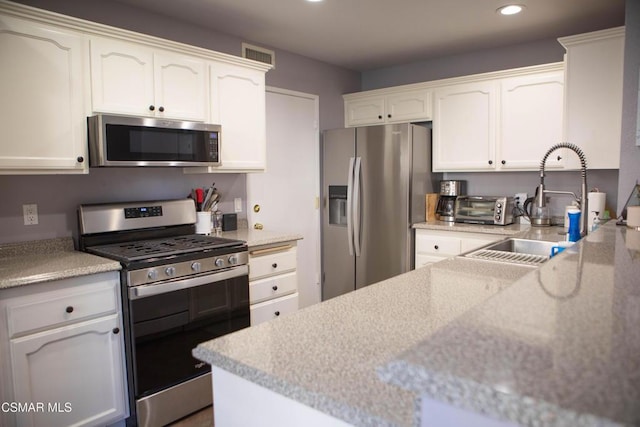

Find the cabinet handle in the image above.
[
  {"left": 112, "top": 327, "right": 120, "bottom": 334},
  {"left": 501, "top": 160, "right": 506, "bottom": 165},
  {"left": 434, "top": 245, "right": 439, "bottom": 250},
  {"left": 65, "top": 306, "right": 74, "bottom": 313},
  {"left": 274, "top": 311, "right": 280, "bottom": 316},
  {"left": 557, "top": 155, "right": 562, "bottom": 161},
  {"left": 488, "top": 160, "right": 493, "bottom": 165},
  {"left": 149, "top": 105, "right": 155, "bottom": 111},
  {"left": 378, "top": 115, "right": 383, "bottom": 120},
  {"left": 272, "top": 285, "right": 278, "bottom": 291},
  {"left": 387, "top": 114, "right": 392, "bottom": 118},
  {"left": 159, "top": 106, "right": 165, "bottom": 112},
  {"left": 249, "top": 244, "right": 292, "bottom": 256},
  {"left": 76, "top": 156, "right": 84, "bottom": 163},
  {"left": 272, "top": 263, "right": 278, "bottom": 268}
]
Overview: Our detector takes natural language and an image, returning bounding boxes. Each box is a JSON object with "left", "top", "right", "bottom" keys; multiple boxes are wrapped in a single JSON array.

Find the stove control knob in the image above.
[
  {"left": 147, "top": 270, "right": 158, "bottom": 281},
  {"left": 228, "top": 255, "right": 238, "bottom": 265},
  {"left": 165, "top": 266, "right": 176, "bottom": 277},
  {"left": 215, "top": 258, "right": 225, "bottom": 268},
  {"left": 191, "top": 262, "right": 202, "bottom": 272}
]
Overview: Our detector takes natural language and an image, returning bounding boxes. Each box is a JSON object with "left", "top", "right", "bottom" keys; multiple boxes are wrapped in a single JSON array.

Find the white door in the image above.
[{"left": 247, "top": 88, "right": 320, "bottom": 309}]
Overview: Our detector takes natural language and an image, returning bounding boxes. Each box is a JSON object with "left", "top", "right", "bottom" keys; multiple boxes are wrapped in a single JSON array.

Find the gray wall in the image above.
[
  {"left": 0, "top": 0, "right": 360, "bottom": 244},
  {"left": 618, "top": 0, "right": 640, "bottom": 214}
]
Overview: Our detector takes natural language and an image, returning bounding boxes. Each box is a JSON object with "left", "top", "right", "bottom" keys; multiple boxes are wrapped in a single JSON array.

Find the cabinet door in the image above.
[
  {"left": 433, "top": 81, "right": 497, "bottom": 171},
  {"left": 561, "top": 28, "right": 624, "bottom": 169},
  {"left": 154, "top": 52, "right": 207, "bottom": 121},
  {"left": 0, "top": 16, "right": 86, "bottom": 173},
  {"left": 90, "top": 37, "right": 155, "bottom": 116},
  {"left": 386, "top": 89, "right": 431, "bottom": 123},
  {"left": 210, "top": 62, "right": 266, "bottom": 171},
  {"left": 10, "top": 314, "right": 128, "bottom": 427},
  {"left": 499, "top": 70, "right": 565, "bottom": 170},
  {"left": 344, "top": 96, "right": 385, "bottom": 127}
]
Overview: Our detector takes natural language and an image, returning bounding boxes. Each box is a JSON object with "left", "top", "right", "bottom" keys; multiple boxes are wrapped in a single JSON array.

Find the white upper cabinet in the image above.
[
  {"left": 432, "top": 64, "right": 565, "bottom": 172},
  {"left": 344, "top": 88, "right": 431, "bottom": 127},
  {"left": 0, "top": 14, "right": 87, "bottom": 174},
  {"left": 559, "top": 27, "right": 625, "bottom": 170},
  {"left": 433, "top": 80, "right": 497, "bottom": 171},
  {"left": 498, "top": 68, "right": 565, "bottom": 170},
  {"left": 90, "top": 37, "right": 207, "bottom": 121},
  {"left": 209, "top": 62, "right": 266, "bottom": 171}
]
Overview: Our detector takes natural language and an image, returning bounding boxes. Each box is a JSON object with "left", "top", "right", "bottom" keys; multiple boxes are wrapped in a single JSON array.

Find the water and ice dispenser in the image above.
[{"left": 328, "top": 186, "right": 348, "bottom": 226}]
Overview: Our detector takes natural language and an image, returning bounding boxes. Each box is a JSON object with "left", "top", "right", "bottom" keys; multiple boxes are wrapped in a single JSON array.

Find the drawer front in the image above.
[
  {"left": 7, "top": 279, "right": 118, "bottom": 338},
  {"left": 250, "top": 293, "right": 298, "bottom": 326},
  {"left": 250, "top": 272, "right": 297, "bottom": 304},
  {"left": 415, "top": 233, "right": 461, "bottom": 255},
  {"left": 249, "top": 246, "right": 297, "bottom": 280}
]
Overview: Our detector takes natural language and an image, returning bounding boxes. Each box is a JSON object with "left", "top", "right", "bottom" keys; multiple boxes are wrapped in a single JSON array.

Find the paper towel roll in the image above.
[
  {"left": 628, "top": 206, "right": 640, "bottom": 229},
  {"left": 587, "top": 192, "right": 606, "bottom": 231}
]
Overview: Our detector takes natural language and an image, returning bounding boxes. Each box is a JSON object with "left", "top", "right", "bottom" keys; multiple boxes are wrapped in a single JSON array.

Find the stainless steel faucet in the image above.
[{"left": 535, "top": 143, "right": 588, "bottom": 235}]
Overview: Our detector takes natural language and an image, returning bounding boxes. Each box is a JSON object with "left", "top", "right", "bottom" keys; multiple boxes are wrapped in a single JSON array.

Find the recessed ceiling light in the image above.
[
  {"left": 497, "top": 4, "right": 525, "bottom": 15},
  {"left": 306, "top": 0, "right": 323, "bottom": 2}
]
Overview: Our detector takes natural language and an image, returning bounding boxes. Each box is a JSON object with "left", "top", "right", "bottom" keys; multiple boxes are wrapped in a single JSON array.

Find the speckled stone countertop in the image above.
[
  {"left": 0, "top": 237, "right": 121, "bottom": 289},
  {"left": 220, "top": 228, "right": 303, "bottom": 248},
  {"left": 194, "top": 222, "right": 640, "bottom": 427},
  {"left": 413, "top": 220, "right": 529, "bottom": 236}
]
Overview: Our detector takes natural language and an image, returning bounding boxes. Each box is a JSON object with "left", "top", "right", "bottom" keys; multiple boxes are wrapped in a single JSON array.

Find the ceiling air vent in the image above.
[{"left": 242, "top": 43, "right": 275, "bottom": 68}]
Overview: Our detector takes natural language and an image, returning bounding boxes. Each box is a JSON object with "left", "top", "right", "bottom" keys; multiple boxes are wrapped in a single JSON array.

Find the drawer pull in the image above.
[
  {"left": 250, "top": 244, "right": 293, "bottom": 256},
  {"left": 274, "top": 311, "right": 280, "bottom": 316},
  {"left": 272, "top": 285, "right": 278, "bottom": 291},
  {"left": 112, "top": 327, "right": 120, "bottom": 334},
  {"left": 65, "top": 306, "right": 74, "bottom": 314},
  {"left": 434, "top": 245, "right": 439, "bottom": 250},
  {"left": 272, "top": 263, "right": 278, "bottom": 268}
]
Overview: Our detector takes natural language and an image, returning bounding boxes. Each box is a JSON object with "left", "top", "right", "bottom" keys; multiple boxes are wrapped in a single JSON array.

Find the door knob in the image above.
[{"left": 253, "top": 204, "right": 261, "bottom": 213}]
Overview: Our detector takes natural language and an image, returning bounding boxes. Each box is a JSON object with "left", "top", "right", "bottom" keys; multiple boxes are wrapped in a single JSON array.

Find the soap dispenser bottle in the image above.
[{"left": 567, "top": 208, "right": 581, "bottom": 242}]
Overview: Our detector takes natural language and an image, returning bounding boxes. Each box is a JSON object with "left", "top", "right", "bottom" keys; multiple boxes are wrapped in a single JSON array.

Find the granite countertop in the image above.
[
  {"left": 221, "top": 228, "right": 303, "bottom": 248},
  {"left": 194, "top": 222, "right": 640, "bottom": 427},
  {"left": 413, "top": 220, "right": 530, "bottom": 236},
  {"left": 0, "top": 237, "right": 121, "bottom": 289}
]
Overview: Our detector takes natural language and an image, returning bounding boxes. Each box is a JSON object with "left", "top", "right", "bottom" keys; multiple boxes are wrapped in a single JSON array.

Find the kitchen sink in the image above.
[{"left": 464, "top": 238, "right": 557, "bottom": 266}]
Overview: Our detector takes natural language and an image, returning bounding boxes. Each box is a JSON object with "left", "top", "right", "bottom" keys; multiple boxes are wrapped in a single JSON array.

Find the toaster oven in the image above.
[{"left": 454, "top": 196, "right": 515, "bottom": 225}]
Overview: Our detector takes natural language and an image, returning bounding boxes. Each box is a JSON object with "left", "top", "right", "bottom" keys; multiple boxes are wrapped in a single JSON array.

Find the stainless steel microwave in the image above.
[
  {"left": 87, "top": 114, "right": 221, "bottom": 167},
  {"left": 454, "top": 196, "right": 515, "bottom": 225}
]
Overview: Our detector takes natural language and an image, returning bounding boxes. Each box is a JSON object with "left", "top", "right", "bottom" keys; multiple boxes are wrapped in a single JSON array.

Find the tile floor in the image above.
[{"left": 167, "top": 405, "right": 213, "bottom": 427}]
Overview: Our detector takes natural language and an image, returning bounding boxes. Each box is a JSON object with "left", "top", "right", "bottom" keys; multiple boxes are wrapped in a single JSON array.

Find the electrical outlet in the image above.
[
  {"left": 234, "top": 198, "right": 243, "bottom": 213},
  {"left": 514, "top": 193, "right": 528, "bottom": 209},
  {"left": 23, "top": 204, "right": 38, "bottom": 225}
]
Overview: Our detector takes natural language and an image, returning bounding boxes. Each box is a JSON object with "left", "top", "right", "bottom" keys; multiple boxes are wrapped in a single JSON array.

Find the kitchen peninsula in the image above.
[{"left": 193, "top": 222, "right": 640, "bottom": 427}]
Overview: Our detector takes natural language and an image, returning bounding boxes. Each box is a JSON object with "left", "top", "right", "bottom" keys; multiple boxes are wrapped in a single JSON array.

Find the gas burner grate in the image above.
[{"left": 87, "top": 235, "right": 244, "bottom": 262}]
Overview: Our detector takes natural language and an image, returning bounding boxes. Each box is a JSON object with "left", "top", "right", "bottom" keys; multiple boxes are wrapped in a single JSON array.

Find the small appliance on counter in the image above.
[
  {"left": 454, "top": 195, "right": 515, "bottom": 225},
  {"left": 435, "top": 180, "right": 465, "bottom": 222}
]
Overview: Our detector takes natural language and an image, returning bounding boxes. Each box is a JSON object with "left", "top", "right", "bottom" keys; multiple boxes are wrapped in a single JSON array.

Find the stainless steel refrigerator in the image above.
[{"left": 321, "top": 123, "right": 441, "bottom": 300}]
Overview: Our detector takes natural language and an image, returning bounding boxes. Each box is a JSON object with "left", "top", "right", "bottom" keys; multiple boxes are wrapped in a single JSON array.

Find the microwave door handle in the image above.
[
  {"left": 353, "top": 157, "right": 362, "bottom": 257},
  {"left": 346, "top": 157, "right": 355, "bottom": 256}
]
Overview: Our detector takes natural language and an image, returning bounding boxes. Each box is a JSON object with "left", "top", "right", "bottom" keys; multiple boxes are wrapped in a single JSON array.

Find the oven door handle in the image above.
[{"left": 129, "top": 265, "right": 248, "bottom": 300}]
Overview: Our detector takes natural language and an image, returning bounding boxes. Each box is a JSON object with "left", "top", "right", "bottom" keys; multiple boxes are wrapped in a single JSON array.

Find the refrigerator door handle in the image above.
[
  {"left": 346, "top": 157, "right": 355, "bottom": 256},
  {"left": 353, "top": 156, "right": 362, "bottom": 257}
]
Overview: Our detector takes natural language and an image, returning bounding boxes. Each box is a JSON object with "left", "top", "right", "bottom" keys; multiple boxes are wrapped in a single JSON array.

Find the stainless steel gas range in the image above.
[{"left": 78, "top": 199, "right": 249, "bottom": 427}]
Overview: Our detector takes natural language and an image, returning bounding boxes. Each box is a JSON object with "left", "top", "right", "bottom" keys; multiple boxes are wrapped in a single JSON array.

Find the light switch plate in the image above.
[{"left": 234, "top": 198, "right": 242, "bottom": 213}]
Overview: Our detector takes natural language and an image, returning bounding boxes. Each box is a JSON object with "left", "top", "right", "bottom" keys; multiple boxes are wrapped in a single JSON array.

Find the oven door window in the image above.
[{"left": 130, "top": 275, "right": 249, "bottom": 398}]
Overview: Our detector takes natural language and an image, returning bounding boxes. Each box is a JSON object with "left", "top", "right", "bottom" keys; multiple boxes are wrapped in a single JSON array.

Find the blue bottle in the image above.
[{"left": 568, "top": 210, "right": 581, "bottom": 242}]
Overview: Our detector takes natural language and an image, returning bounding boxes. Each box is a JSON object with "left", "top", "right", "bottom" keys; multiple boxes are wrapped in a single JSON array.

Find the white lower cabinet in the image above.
[
  {"left": 414, "top": 229, "right": 502, "bottom": 268},
  {"left": 248, "top": 243, "right": 299, "bottom": 326},
  {"left": 0, "top": 272, "right": 128, "bottom": 427}
]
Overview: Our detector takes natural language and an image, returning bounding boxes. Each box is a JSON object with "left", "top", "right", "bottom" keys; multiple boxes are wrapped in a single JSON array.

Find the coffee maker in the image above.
[{"left": 436, "top": 180, "right": 465, "bottom": 222}]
